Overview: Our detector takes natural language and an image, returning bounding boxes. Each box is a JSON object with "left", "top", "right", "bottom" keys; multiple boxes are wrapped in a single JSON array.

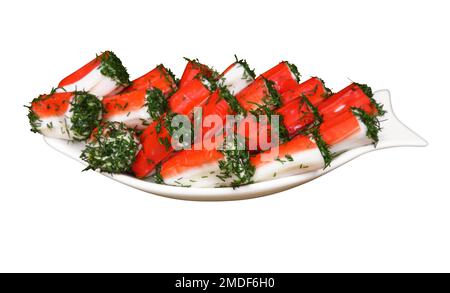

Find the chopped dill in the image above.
[
  {"left": 99, "top": 51, "right": 130, "bottom": 86},
  {"left": 285, "top": 61, "right": 301, "bottom": 82},
  {"left": 354, "top": 82, "right": 386, "bottom": 116},
  {"left": 146, "top": 88, "right": 168, "bottom": 120},
  {"left": 351, "top": 107, "right": 382, "bottom": 145}
]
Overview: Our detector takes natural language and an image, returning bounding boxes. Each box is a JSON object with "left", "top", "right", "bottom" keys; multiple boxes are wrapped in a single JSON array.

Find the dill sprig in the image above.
[
  {"left": 311, "top": 129, "right": 333, "bottom": 168},
  {"left": 263, "top": 77, "right": 282, "bottom": 108},
  {"left": 196, "top": 74, "right": 217, "bottom": 92},
  {"left": 218, "top": 85, "right": 246, "bottom": 116},
  {"left": 316, "top": 77, "right": 333, "bottom": 97},
  {"left": 80, "top": 122, "right": 140, "bottom": 173},
  {"left": 354, "top": 82, "right": 386, "bottom": 116},
  {"left": 158, "top": 64, "right": 179, "bottom": 88},
  {"left": 99, "top": 51, "right": 130, "bottom": 86},
  {"left": 301, "top": 94, "right": 323, "bottom": 126},
  {"left": 351, "top": 107, "right": 382, "bottom": 145},
  {"left": 218, "top": 134, "right": 255, "bottom": 188},
  {"left": 183, "top": 57, "right": 219, "bottom": 79},
  {"left": 293, "top": 95, "right": 324, "bottom": 137},
  {"left": 234, "top": 54, "right": 256, "bottom": 80},
  {"left": 285, "top": 61, "right": 301, "bottom": 83},
  {"left": 146, "top": 88, "right": 168, "bottom": 120},
  {"left": 248, "top": 101, "right": 290, "bottom": 144},
  {"left": 70, "top": 91, "right": 102, "bottom": 140},
  {"left": 152, "top": 163, "right": 164, "bottom": 184},
  {"left": 25, "top": 96, "right": 42, "bottom": 133}
]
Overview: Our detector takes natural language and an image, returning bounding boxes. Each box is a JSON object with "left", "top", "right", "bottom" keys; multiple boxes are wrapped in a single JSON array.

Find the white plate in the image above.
[{"left": 45, "top": 90, "right": 427, "bottom": 201}]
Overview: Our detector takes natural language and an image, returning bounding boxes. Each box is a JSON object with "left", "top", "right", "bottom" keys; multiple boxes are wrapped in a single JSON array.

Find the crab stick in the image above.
[
  {"left": 159, "top": 136, "right": 254, "bottom": 188},
  {"left": 160, "top": 146, "right": 226, "bottom": 187},
  {"left": 102, "top": 65, "right": 177, "bottom": 130},
  {"left": 27, "top": 91, "right": 102, "bottom": 140},
  {"left": 281, "top": 76, "right": 331, "bottom": 105},
  {"left": 318, "top": 83, "right": 382, "bottom": 120},
  {"left": 251, "top": 109, "right": 378, "bottom": 183},
  {"left": 57, "top": 51, "right": 130, "bottom": 97},
  {"left": 124, "top": 64, "right": 178, "bottom": 96},
  {"left": 102, "top": 88, "right": 168, "bottom": 130},
  {"left": 132, "top": 60, "right": 256, "bottom": 178},
  {"left": 236, "top": 61, "right": 299, "bottom": 112},
  {"left": 179, "top": 58, "right": 216, "bottom": 88}
]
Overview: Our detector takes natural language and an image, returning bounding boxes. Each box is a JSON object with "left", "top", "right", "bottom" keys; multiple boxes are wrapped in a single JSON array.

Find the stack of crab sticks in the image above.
[
  {"left": 27, "top": 51, "right": 385, "bottom": 188},
  {"left": 158, "top": 82, "right": 384, "bottom": 187}
]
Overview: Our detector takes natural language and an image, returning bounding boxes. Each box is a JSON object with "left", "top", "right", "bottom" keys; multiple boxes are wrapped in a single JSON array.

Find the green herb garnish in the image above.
[
  {"left": 354, "top": 82, "right": 386, "bottom": 116},
  {"left": 99, "top": 51, "right": 130, "bottom": 86},
  {"left": 158, "top": 64, "right": 179, "bottom": 88},
  {"left": 158, "top": 136, "right": 171, "bottom": 151},
  {"left": 263, "top": 77, "right": 282, "bottom": 108},
  {"left": 218, "top": 85, "right": 246, "bottom": 115},
  {"left": 152, "top": 163, "right": 164, "bottom": 184},
  {"left": 80, "top": 122, "right": 139, "bottom": 173},
  {"left": 146, "top": 88, "right": 168, "bottom": 120},
  {"left": 234, "top": 54, "right": 256, "bottom": 80},
  {"left": 70, "top": 91, "right": 102, "bottom": 140},
  {"left": 317, "top": 77, "right": 333, "bottom": 97},
  {"left": 218, "top": 134, "right": 255, "bottom": 188},
  {"left": 312, "top": 129, "right": 333, "bottom": 168},
  {"left": 285, "top": 61, "right": 301, "bottom": 83},
  {"left": 351, "top": 107, "right": 382, "bottom": 145},
  {"left": 25, "top": 100, "right": 42, "bottom": 133}
]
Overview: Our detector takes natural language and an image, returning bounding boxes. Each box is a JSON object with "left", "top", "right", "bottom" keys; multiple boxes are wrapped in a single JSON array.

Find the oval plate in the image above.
[{"left": 45, "top": 90, "right": 427, "bottom": 201}]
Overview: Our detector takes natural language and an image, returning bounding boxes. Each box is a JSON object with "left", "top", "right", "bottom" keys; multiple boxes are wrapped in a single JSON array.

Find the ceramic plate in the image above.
[{"left": 45, "top": 90, "right": 427, "bottom": 201}]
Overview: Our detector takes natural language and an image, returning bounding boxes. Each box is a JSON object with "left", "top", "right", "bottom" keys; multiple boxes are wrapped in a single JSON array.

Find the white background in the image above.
[{"left": 0, "top": 0, "right": 448, "bottom": 273}]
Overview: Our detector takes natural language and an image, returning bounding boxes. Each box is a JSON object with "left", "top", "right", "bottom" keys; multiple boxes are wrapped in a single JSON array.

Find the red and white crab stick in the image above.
[
  {"left": 101, "top": 64, "right": 177, "bottom": 129},
  {"left": 159, "top": 142, "right": 226, "bottom": 187},
  {"left": 123, "top": 64, "right": 178, "bottom": 95},
  {"left": 27, "top": 91, "right": 102, "bottom": 140},
  {"left": 56, "top": 51, "right": 130, "bottom": 97},
  {"left": 178, "top": 58, "right": 216, "bottom": 88},
  {"left": 131, "top": 60, "right": 256, "bottom": 178},
  {"left": 157, "top": 82, "right": 383, "bottom": 187},
  {"left": 235, "top": 61, "right": 299, "bottom": 112},
  {"left": 251, "top": 108, "right": 377, "bottom": 183}
]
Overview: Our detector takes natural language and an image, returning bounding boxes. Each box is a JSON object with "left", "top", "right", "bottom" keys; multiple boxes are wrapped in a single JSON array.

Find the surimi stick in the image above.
[
  {"left": 101, "top": 64, "right": 178, "bottom": 129},
  {"left": 123, "top": 64, "right": 178, "bottom": 96},
  {"left": 27, "top": 91, "right": 102, "bottom": 140},
  {"left": 179, "top": 58, "right": 216, "bottom": 88},
  {"left": 318, "top": 83, "right": 383, "bottom": 120},
  {"left": 280, "top": 76, "right": 331, "bottom": 105},
  {"left": 57, "top": 51, "right": 130, "bottom": 97},
  {"left": 102, "top": 88, "right": 168, "bottom": 130},
  {"left": 235, "top": 61, "right": 299, "bottom": 112},
  {"left": 131, "top": 60, "right": 256, "bottom": 178}
]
